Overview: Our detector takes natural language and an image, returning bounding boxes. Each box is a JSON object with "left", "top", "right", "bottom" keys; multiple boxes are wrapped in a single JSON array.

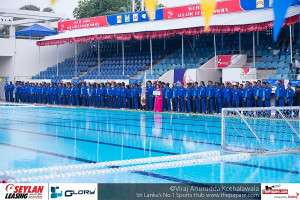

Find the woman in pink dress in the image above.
[{"left": 154, "top": 85, "right": 163, "bottom": 112}]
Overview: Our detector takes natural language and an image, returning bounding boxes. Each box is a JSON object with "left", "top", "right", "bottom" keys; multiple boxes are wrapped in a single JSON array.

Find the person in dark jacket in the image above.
[{"left": 293, "top": 86, "right": 300, "bottom": 117}]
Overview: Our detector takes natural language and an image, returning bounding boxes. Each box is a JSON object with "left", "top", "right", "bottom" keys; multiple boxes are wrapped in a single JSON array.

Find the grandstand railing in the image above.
[{"left": 221, "top": 106, "right": 300, "bottom": 154}]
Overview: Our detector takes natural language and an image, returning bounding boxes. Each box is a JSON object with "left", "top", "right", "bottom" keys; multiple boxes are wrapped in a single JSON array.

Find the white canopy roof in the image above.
[{"left": 40, "top": 6, "right": 300, "bottom": 42}]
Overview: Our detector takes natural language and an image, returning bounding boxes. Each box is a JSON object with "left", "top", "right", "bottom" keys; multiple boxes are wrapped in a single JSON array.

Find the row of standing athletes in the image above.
[{"left": 5, "top": 80, "right": 294, "bottom": 114}]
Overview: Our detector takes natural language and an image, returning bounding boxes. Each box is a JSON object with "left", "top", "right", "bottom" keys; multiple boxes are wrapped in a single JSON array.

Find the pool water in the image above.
[{"left": 0, "top": 106, "right": 299, "bottom": 183}]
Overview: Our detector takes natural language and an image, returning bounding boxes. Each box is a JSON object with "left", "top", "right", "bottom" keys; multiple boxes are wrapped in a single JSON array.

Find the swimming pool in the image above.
[{"left": 0, "top": 106, "right": 299, "bottom": 183}]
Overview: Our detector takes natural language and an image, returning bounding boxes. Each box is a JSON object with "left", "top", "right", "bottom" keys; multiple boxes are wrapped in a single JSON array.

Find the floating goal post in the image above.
[{"left": 221, "top": 106, "right": 300, "bottom": 154}]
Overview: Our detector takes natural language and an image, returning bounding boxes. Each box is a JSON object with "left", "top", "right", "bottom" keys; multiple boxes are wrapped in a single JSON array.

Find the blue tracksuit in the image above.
[
  {"left": 121, "top": 88, "right": 127, "bottom": 108},
  {"left": 147, "top": 86, "right": 154, "bottom": 111},
  {"left": 206, "top": 86, "right": 215, "bottom": 114},
  {"left": 185, "top": 87, "right": 193, "bottom": 112},
  {"left": 107, "top": 87, "right": 112, "bottom": 108},
  {"left": 232, "top": 89, "right": 241, "bottom": 107},
  {"left": 224, "top": 87, "right": 232, "bottom": 108},
  {"left": 131, "top": 87, "right": 139, "bottom": 110},
  {"left": 100, "top": 87, "right": 106, "bottom": 108},
  {"left": 215, "top": 87, "right": 223, "bottom": 113},
  {"left": 254, "top": 85, "right": 263, "bottom": 107},
  {"left": 127, "top": 88, "right": 132, "bottom": 109},
  {"left": 193, "top": 87, "right": 200, "bottom": 113},
  {"left": 52, "top": 87, "right": 58, "bottom": 105},
  {"left": 275, "top": 85, "right": 286, "bottom": 107},
  {"left": 14, "top": 86, "right": 19, "bottom": 103},
  {"left": 81, "top": 86, "right": 88, "bottom": 106},
  {"left": 65, "top": 87, "right": 71, "bottom": 105},
  {"left": 115, "top": 87, "right": 121, "bottom": 109},
  {"left": 4, "top": 84, "right": 9, "bottom": 102},
  {"left": 199, "top": 86, "right": 207, "bottom": 113},
  {"left": 178, "top": 87, "right": 186, "bottom": 112},
  {"left": 74, "top": 87, "right": 80, "bottom": 106},
  {"left": 172, "top": 86, "right": 179, "bottom": 111},
  {"left": 87, "top": 87, "right": 93, "bottom": 106},
  {"left": 71, "top": 87, "right": 76, "bottom": 106},
  {"left": 238, "top": 88, "right": 244, "bottom": 107},
  {"left": 286, "top": 88, "right": 294, "bottom": 106},
  {"left": 165, "top": 87, "right": 173, "bottom": 111},
  {"left": 259, "top": 87, "right": 271, "bottom": 117},
  {"left": 244, "top": 86, "right": 253, "bottom": 107},
  {"left": 9, "top": 84, "right": 14, "bottom": 102}
]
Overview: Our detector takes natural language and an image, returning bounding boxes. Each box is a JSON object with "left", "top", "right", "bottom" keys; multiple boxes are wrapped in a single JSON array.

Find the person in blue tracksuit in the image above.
[
  {"left": 164, "top": 83, "right": 172, "bottom": 112},
  {"left": 137, "top": 82, "right": 142, "bottom": 110},
  {"left": 37, "top": 83, "right": 42, "bottom": 103},
  {"left": 115, "top": 83, "right": 121, "bottom": 109},
  {"left": 193, "top": 82, "right": 200, "bottom": 113},
  {"left": 100, "top": 83, "right": 106, "bottom": 108},
  {"left": 57, "top": 84, "right": 62, "bottom": 105},
  {"left": 52, "top": 84, "right": 58, "bottom": 105},
  {"left": 199, "top": 81, "right": 207, "bottom": 114},
  {"left": 178, "top": 82, "right": 186, "bottom": 113},
  {"left": 111, "top": 83, "right": 116, "bottom": 109},
  {"left": 172, "top": 82, "right": 179, "bottom": 112},
  {"left": 254, "top": 80, "right": 263, "bottom": 107},
  {"left": 146, "top": 81, "right": 154, "bottom": 111},
  {"left": 120, "top": 84, "right": 127, "bottom": 109},
  {"left": 232, "top": 85, "right": 241, "bottom": 108},
  {"left": 259, "top": 82, "right": 272, "bottom": 117},
  {"left": 41, "top": 84, "right": 46, "bottom": 104},
  {"left": 131, "top": 84, "right": 139, "bottom": 110},
  {"left": 275, "top": 80, "right": 286, "bottom": 107},
  {"left": 75, "top": 84, "right": 80, "bottom": 106},
  {"left": 106, "top": 83, "right": 112, "bottom": 108},
  {"left": 285, "top": 83, "right": 294, "bottom": 118},
  {"left": 95, "top": 84, "right": 100, "bottom": 108},
  {"left": 87, "top": 84, "right": 93, "bottom": 107},
  {"left": 126, "top": 85, "right": 132, "bottom": 109},
  {"left": 238, "top": 84, "right": 244, "bottom": 107},
  {"left": 71, "top": 84, "right": 76, "bottom": 106},
  {"left": 14, "top": 83, "right": 19, "bottom": 103},
  {"left": 65, "top": 84, "right": 71, "bottom": 105},
  {"left": 224, "top": 82, "right": 232, "bottom": 109},
  {"left": 60, "top": 84, "right": 66, "bottom": 105},
  {"left": 206, "top": 81, "right": 215, "bottom": 114},
  {"left": 25, "top": 83, "right": 30, "bottom": 103},
  {"left": 46, "top": 84, "right": 51, "bottom": 104},
  {"left": 4, "top": 81, "right": 9, "bottom": 102},
  {"left": 18, "top": 82, "right": 23, "bottom": 103},
  {"left": 214, "top": 82, "right": 223, "bottom": 114},
  {"left": 80, "top": 83, "right": 88, "bottom": 107},
  {"left": 243, "top": 82, "right": 253, "bottom": 107},
  {"left": 185, "top": 83, "right": 193, "bottom": 113},
  {"left": 91, "top": 85, "right": 96, "bottom": 107},
  {"left": 30, "top": 83, "right": 35, "bottom": 103},
  {"left": 9, "top": 82, "right": 14, "bottom": 102}
]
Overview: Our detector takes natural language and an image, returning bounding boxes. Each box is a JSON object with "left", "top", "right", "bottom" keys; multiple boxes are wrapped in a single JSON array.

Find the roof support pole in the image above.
[
  {"left": 290, "top": 25, "right": 293, "bottom": 63},
  {"left": 39, "top": 46, "right": 41, "bottom": 77},
  {"left": 257, "top": 32, "right": 259, "bottom": 46},
  {"left": 214, "top": 34, "right": 217, "bottom": 68},
  {"left": 253, "top": 32, "right": 255, "bottom": 68},
  {"left": 117, "top": 41, "right": 119, "bottom": 55},
  {"left": 239, "top": 32, "right": 241, "bottom": 54},
  {"left": 182, "top": 35, "right": 184, "bottom": 68},
  {"left": 75, "top": 43, "right": 78, "bottom": 77},
  {"left": 150, "top": 38, "right": 153, "bottom": 76},
  {"left": 122, "top": 41, "right": 125, "bottom": 76},
  {"left": 164, "top": 38, "right": 166, "bottom": 51},
  {"left": 140, "top": 40, "right": 142, "bottom": 52},
  {"left": 193, "top": 35, "right": 195, "bottom": 48},
  {"left": 221, "top": 33, "right": 224, "bottom": 48},
  {"left": 98, "top": 40, "right": 100, "bottom": 78},
  {"left": 56, "top": 45, "right": 59, "bottom": 77}
]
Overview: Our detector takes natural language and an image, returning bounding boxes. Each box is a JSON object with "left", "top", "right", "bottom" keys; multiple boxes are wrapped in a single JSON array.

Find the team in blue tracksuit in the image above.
[
  {"left": 126, "top": 85, "right": 132, "bottom": 109},
  {"left": 206, "top": 81, "right": 215, "bottom": 114},
  {"left": 81, "top": 83, "right": 88, "bottom": 107},
  {"left": 238, "top": 84, "right": 244, "bottom": 107},
  {"left": 215, "top": 83, "right": 223, "bottom": 114},
  {"left": 178, "top": 83, "right": 186, "bottom": 112},
  {"left": 165, "top": 83, "right": 173, "bottom": 112},
  {"left": 100, "top": 83, "right": 106, "bottom": 108},
  {"left": 285, "top": 83, "right": 294, "bottom": 118},
  {"left": 243, "top": 83, "right": 253, "bottom": 107},
  {"left": 185, "top": 83, "right": 193, "bottom": 112},
  {"left": 199, "top": 82, "right": 207, "bottom": 114},
  {"left": 115, "top": 84, "right": 121, "bottom": 109},
  {"left": 254, "top": 81, "right": 263, "bottom": 107}
]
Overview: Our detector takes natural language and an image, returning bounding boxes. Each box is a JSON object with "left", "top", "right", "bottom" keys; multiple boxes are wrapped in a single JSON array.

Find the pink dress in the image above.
[{"left": 154, "top": 88, "right": 163, "bottom": 112}]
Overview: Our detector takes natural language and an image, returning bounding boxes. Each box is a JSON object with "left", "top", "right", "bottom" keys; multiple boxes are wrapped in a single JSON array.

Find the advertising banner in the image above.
[
  {"left": 107, "top": 9, "right": 163, "bottom": 25},
  {"left": 217, "top": 55, "right": 245, "bottom": 68},
  {"left": 288, "top": 80, "right": 300, "bottom": 86},
  {"left": 240, "top": 0, "right": 299, "bottom": 10},
  {"left": 163, "top": 0, "right": 243, "bottom": 20},
  {"left": 49, "top": 183, "right": 97, "bottom": 200},
  {"left": 0, "top": 183, "right": 48, "bottom": 200},
  {"left": 174, "top": 69, "right": 197, "bottom": 87},
  {"left": 262, "top": 79, "right": 284, "bottom": 87},
  {"left": 58, "top": 16, "right": 109, "bottom": 32}
]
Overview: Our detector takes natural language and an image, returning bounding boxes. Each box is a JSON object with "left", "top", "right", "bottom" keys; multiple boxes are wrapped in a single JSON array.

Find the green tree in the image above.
[{"left": 73, "top": 0, "right": 129, "bottom": 19}]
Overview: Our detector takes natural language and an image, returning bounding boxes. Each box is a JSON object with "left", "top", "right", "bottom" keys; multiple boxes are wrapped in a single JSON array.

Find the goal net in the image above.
[{"left": 221, "top": 106, "right": 300, "bottom": 154}]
